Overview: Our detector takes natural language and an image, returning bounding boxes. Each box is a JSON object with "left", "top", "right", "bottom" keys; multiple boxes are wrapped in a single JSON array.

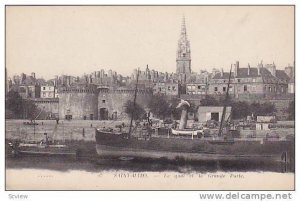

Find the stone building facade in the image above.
[
  {"left": 208, "top": 61, "right": 290, "bottom": 101},
  {"left": 152, "top": 82, "right": 179, "bottom": 96},
  {"left": 41, "top": 85, "right": 56, "bottom": 98}
]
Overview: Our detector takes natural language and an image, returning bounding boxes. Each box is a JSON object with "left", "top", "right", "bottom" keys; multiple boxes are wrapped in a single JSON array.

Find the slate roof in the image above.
[
  {"left": 235, "top": 68, "right": 260, "bottom": 78},
  {"left": 275, "top": 70, "right": 290, "bottom": 83},
  {"left": 211, "top": 67, "right": 288, "bottom": 85},
  {"left": 289, "top": 76, "right": 295, "bottom": 83},
  {"left": 212, "top": 72, "right": 231, "bottom": 79},
  {"left": 22, "top": 76, "right": 36, "bottom": 85},
  {"left": 260, "top": 68, "right": 283, "bottom": 84},
  {"left": 36, "top": 78, "right": 46, "bottom": 85}
]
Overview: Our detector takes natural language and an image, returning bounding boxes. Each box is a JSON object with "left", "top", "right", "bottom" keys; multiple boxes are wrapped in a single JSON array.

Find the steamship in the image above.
[{"left": 95, "top": 69, "right": 293, "bottom": 162}]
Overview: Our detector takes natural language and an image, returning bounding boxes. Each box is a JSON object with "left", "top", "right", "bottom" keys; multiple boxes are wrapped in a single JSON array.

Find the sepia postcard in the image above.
[{"left": 5, "top": 5, "right": 295, "bottom": 190}]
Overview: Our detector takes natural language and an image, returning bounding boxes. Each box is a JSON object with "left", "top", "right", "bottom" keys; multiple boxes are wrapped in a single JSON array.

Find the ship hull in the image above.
[
  {"left": 95, "top": 130, "right": 293, "bottom": 162},
  {"left": 9, "top": 143, "right": 78, "bottom": 158}
]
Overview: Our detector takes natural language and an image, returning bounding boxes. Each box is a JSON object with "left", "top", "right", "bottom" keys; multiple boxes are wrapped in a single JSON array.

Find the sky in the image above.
[{"left": 6, "top": 6, "right": 294, "bottom": 79}]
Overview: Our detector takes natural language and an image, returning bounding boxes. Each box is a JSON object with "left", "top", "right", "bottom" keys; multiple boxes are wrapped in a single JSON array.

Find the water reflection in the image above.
[{"left": 6, "top": 154, "right": 294, "bottom": 174}]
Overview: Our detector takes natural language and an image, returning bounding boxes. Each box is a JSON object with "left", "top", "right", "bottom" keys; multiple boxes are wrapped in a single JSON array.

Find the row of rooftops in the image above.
[
  {"left": 211, "top": 61, "right": 293, "bottom": 85},
  {"left": 7, "top": 61, "right": 294, "bottom": 90}
]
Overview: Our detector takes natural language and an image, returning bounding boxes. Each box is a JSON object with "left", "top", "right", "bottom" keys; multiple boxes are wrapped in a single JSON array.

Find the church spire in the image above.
[
  {"left": 181, "top": 15, "right": 187, "bottom": 37},
  {"left": 176, "top": 15, "right": 191, "bottom": 78}
]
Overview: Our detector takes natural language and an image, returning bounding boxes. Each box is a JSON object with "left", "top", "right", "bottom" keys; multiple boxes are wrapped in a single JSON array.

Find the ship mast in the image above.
[
  {"left": 128, "top": 69, "right": 140, "bottom": 135},
  {"left": 218, "top": 65, "right": 232, "bottom": 137}
]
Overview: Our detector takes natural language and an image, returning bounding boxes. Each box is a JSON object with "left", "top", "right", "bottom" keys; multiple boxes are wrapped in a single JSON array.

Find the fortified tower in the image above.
[{"left": 176, "top": 16, "right": 191, "bottom": 83}]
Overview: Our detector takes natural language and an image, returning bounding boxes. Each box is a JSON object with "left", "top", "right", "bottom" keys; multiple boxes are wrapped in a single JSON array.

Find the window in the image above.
[
  {"left": 244, "top": 85, "right": 247, "bottom": 92},
  {"left": 168, "top": 86, "right": 171, "bottom": 90},
  {"left": 172, "top": 86, "right": 176, "bottom": 91},
  {"left": 43, "top": 92, "right": 46, "bottom": 97},
  {"left": 238, "top": 79, "right": 241, "bottom": 83},
  {"left": 43, "top": 87, "right": 46, "bottom": 90},
  {"left": 252, "top": 78, "right": 256, "bottom": 82},
  {"left": 214, "top": 87, "right": 218, "bottom": 92},
  {"left": 198, "top": 85, "right": 201, "bottom": 89},
  {"left": 223, "top": 87, "right": 226, "bottom": 92},
  {"left": 229, "top": 86, "right": 233, "bottom": 92},
  {"left": 102, "top": 100, "right": 105, "bottom": 103}
]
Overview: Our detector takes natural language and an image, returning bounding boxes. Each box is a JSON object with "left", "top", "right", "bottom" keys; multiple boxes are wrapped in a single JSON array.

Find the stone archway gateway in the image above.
[{"left": 99, "top": 108, "right": 108, "bottom": 120}]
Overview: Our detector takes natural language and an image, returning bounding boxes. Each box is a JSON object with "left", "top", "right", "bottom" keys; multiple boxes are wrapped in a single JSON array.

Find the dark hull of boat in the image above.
[
  {"left": 95, "top": 130, "right": 294, "bottom": 162},
  {"left": 12, "top": 146, "right": 77, "bottom": 158}
]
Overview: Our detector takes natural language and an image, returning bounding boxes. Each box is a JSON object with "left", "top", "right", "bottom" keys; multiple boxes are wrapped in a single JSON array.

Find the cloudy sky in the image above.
[{"left": 6, "top": 6, "right": 294, "bottom": 79}]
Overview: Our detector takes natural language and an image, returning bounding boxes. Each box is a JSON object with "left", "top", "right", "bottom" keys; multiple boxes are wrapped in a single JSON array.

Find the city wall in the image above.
[
  {"left": 98, "top": 88, "right": 152, "bottom": 120},
  {"left": 33, "top": 98, "right": 59, "bottom": 118},
  {"left": 59, "top": 88, "right": 98, "bottom": 120}
]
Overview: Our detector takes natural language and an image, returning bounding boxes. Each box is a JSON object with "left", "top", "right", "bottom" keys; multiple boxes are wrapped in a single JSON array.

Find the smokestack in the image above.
[{"left": 221, "top": 68, "right": 224, "bottom": 77}]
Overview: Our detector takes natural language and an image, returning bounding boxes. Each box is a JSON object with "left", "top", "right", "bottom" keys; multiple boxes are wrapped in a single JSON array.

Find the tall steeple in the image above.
[{"left": 176, "top": 15, "right": 191, "bottom": 81}]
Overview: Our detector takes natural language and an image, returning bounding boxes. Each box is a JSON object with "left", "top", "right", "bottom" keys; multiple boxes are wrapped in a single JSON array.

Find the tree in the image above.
[
  {"left": 287, "top": 100, "right": 295, "bottom": 120},
  {"left": 230, "top": 101, "right": 250, "bottom": 119},
  {"left": 5, "top": 90, "right": 39, "bottom": 119},
  {"left": 260, "top": 102, "right": 277, "bottom": 115},
  {"left": 148, "top": 95, "right": 172, "bottom": 119},
  {"left": 6, "top": 91, "right": 23, "bottom": 118},
  {"left": 124, "top": 100, "right": 145, "bottom": 120},
  {"left": 200, "top": 95, "right": 219, "bottom": 106},
  {"left": 250, "top": 102, "right": 276, "bottom": 117},
  {"left": 169, "top": 98, "right": 181, "bottom": 120},
  {"left": 188, "top": 102, "right": 198, "bottom": 113}
]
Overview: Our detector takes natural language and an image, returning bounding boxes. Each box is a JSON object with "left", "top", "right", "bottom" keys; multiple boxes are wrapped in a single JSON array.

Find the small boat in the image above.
[
  {"left": 9, "top": 117, "right": 78, "bottom": 158},
  {"left": 8, "top": 135, "right": 78, "bottom": 158},
  {"left": 171, "top": 128, "right": 203, "bottom": 136}
]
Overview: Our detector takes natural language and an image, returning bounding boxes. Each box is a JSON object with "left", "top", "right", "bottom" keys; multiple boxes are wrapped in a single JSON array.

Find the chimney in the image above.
[
  {"left": 221, "top": 68, "right": 224, "bottom": 77},
  {"left": 272, "top": 62, "right": 276, "bottom": 77},
  {"left": 247, "top": 63, "right": 250, "bottom": 76},
  {"left": 257, "top": 65, "right": 261, "bottom": 76},
  {"left": 31, "top": 72, "right": 36, "bottom": 79},
  {"left": 55, "top": 75, "right": 58, "bottom": 87},
  {"left": 285, "top": 66, "right": 293, "bottom": 78},
  {"left": 21, "top": 73, "right": 26, "bottom": 84},
  {"left": 234, "top": 61, "right": 239, "bottom": 77}
]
